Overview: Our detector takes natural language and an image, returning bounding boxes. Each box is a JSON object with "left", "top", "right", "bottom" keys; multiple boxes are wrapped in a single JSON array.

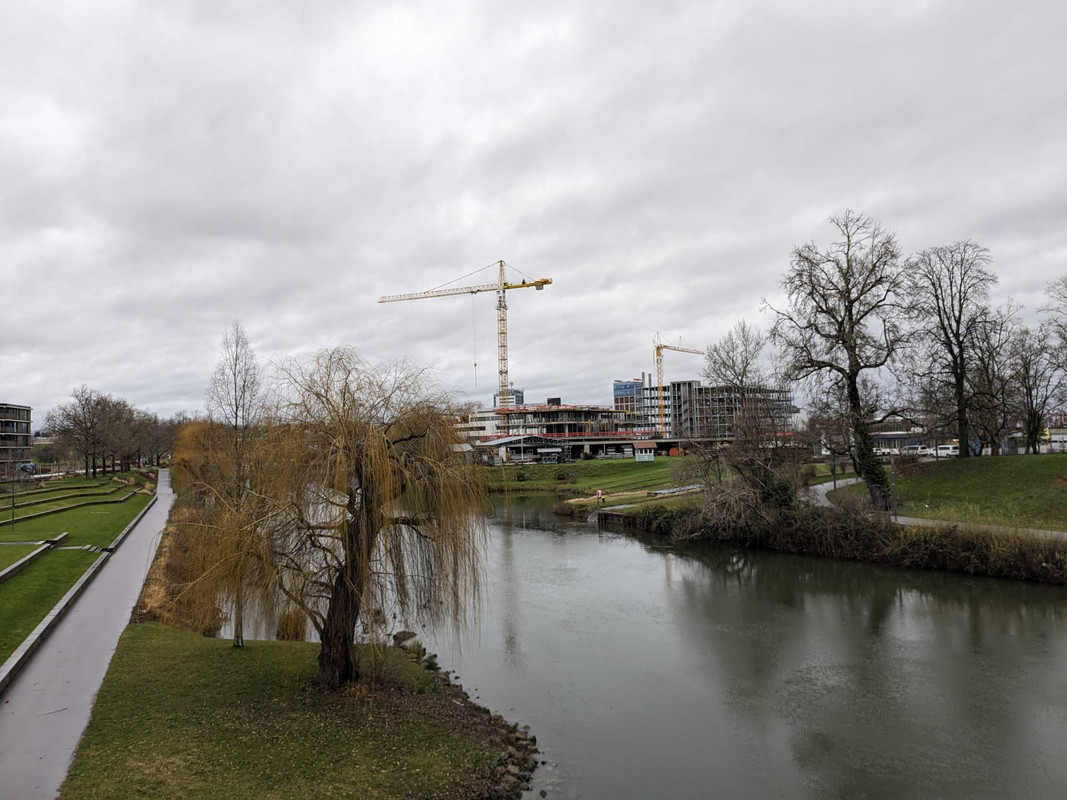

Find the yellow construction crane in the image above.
[
  {"left": 654, "top": 333, "right": 704, "bottom": 436},
  {"left": 378, "top": 260, "right": 551, "bottom": 408}
]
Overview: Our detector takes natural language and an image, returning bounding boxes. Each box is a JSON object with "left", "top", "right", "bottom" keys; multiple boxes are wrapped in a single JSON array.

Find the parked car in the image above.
[{"left": 935, "top": 445, "right": 959, "bottom": 458}]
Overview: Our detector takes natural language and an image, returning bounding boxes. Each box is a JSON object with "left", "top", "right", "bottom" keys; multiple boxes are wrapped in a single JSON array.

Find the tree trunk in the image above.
[
  {"left": 232, "top": 577, "right": 245, "bottom": 649},
  {"left": 317, "top": 563, "right": 361, "bottom": 691},
  {"left": 955, "top": 374, "right": 970, "bottom": 458},
  {"left": 848, "top": 376, "right": 891, "bottom": 511}
]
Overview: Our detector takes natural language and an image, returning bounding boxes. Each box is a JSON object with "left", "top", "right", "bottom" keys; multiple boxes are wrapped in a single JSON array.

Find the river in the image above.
[{"left": 423, "top": 494, "right": 1067, "bottom": 799}]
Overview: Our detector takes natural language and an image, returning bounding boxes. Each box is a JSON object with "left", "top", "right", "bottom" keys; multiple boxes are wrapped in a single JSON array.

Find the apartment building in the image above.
[{"left": 0, "top": 403, "right": 32, "bottom": 477}]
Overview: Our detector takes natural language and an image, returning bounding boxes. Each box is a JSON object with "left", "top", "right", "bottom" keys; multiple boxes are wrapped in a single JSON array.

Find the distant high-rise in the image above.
[
  {"left": 493, "top": 388, "right": 524, "bottom": 408},
  {"left": 0, "top": 403, "right": 32, "bottom": 477},
  {"left": 612, "top": 376, "right": 644, "bottom": 414}
]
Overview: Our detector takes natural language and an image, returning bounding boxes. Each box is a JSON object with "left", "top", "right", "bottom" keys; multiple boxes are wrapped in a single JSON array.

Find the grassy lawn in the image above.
[
  {"left": 824, "top": 454, "right": 1067, "bottom": 530},
  {"left": 1, "top": 494, "right": 151, "bottom": 546},
  {"left": 807, "top": 460, "right": 857, "bottom": 485},
  {"left": 62, "top": 624, "right": 505, "bottom": 800},
  {"left": 0, "top": 543, "right": 39, "bottom": 571},
  {"left": 487, "top": 458, "right": 679, "bottom": 494},
  {"left": 0, "top": 478, "right": 154, "bottom": 664},
  {"left": 0, "top": 478, "right": 112, "bottom": 503},
  {"left": 0, "top": 548, "right": 100, "bottom": 663},
  {"left": 4, "top": 485, "right": 134, "bottom": 518},
  {"left": 892, "top": 454, "right": 1067, "bottom": 530}
]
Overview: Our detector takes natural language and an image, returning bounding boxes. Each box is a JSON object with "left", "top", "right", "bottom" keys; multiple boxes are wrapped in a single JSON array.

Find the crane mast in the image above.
[
  {"left": 654, "top": 333, "right": 704, "bottom": 437},
  {"left": 378, "top": 260, "right": 551, "bottom": 408}
]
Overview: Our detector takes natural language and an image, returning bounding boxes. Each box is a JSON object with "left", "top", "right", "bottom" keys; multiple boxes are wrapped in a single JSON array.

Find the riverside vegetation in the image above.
[
  {"left": 46, "top": 455, "right": 1067, "bottom": 797},
  {"left": 60, "top": 485, "right": 543, "bottom": 799},
  {"left": 488, "top": 456, "right": 1062, "bottom": 588},
  {"left": 589, "top": 454, "right": 1067, "bottom": 585},
  {"left": 63, "top": 343, "right": 545, "bottom": 800}
]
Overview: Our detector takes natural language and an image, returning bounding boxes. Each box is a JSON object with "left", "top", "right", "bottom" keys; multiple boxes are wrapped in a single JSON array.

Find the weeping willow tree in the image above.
[
  {"left": 168, "top": 419, "right": 277, "bottom": 641},
  {"left": 261, "top": 347, "right": 488, "bottom": 691}
]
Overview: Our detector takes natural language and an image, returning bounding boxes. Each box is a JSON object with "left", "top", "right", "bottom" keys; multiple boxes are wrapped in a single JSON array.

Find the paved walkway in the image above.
[
  {"left": 802, "top": 477, "right": 1067, "bottom": 541},
  {"left": 0, "top": 470, "right": 173, "bottom": 800}
]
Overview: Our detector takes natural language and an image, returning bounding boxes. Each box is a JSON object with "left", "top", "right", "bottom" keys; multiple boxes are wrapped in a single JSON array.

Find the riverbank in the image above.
[
  {"left": 62, "top": 624, "right": 540, "bottom": 799},
  {"left": 416, "top": 495, "right": 1067, "bottom": 799},
  {"left": 600, "top": 500, "right": 1067, "bottom": 584},
  {"left": 485, "top": 458, "right": 677, "bottom": 496},
  {"left": 58, "top": 494, "right": 541, "bottom": 800}
]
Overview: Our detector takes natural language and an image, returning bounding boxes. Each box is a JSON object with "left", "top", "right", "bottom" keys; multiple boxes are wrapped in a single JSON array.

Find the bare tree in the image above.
[
  {"left": 1012, "top": 323, "right": 1063, "bottom": 454},
  {"left": 259, "top": 347, "right": 487, "bottom": 690},
  {"left": 698, "top": 320, "right": 800, "bottom": 505},
  {"left": 968, "top": 302, "right": 1019, "bottom": 455},
  {"left": 207, "top": 321, "right": 264, "bottom": 458},
  {"left": 98, "top": 397, "right": 140, "bottom": 473},
  {"left": 203, "top": 320, "right": 265, "bottom": 648},
  {"left": 906, "top": 241, "right": 996, "bottom": 457},
  {"left": 46, "top": 386, "right": 105, "bottom": 477},
  {"left": 1044, "top": 276, "right": 1067, "bottom": 369},
  {"left": 704, "top": 319, "right": 767, "bottom": 391},
  {"left": 767, "top": 210, "right": 906, "bottom": 509}
]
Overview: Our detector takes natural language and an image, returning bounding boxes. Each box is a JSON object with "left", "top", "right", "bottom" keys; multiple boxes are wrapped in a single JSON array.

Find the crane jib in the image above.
[{"left": 377, "top": 264, "right": 551, "bottom": 408}]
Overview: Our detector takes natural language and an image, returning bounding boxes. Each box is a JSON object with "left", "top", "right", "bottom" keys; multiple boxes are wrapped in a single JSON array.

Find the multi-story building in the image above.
[
  {"left": 495, "top": 402, "right": 636, "bottom": 440},
  {"left": 492, "top": 388, "right": 524, "bottom": 408},
  {"left": 455, "top": 408, "right": 505, "bottom": 441},
  {"left": 639, "top": 381, "right": 795, "bottom": 441},
  {"left": 0, "top": 403, "right": 32, "bottom": 477},
  {"left": 612, "top": 377, "right": 645, "bottom": 414}
]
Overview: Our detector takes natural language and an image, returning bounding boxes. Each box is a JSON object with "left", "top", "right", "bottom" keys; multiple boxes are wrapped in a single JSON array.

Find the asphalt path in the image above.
[
  {"left": 802, "top": 476, "right": 1066, "bottom": 540},
  {"left": 0, "top": 469, "right": 174, "bottom": 800}
]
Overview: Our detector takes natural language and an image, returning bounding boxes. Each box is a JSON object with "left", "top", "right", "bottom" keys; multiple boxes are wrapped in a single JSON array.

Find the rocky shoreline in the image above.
[
  {"left": 395, "top": 630, "right": 543, "bottom": 798},
  {"left": 434, "top": 669, "right": 542, "bottom": 798}
]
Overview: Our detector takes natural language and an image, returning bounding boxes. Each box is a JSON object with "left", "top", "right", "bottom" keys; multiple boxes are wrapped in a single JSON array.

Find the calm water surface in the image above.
[{"left": 424, "top": 495, "right": 1067, "bottom": 799}]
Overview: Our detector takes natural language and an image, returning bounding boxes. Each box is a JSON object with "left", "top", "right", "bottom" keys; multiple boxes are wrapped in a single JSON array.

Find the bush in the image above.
[
  {"left": 625, "top": 493, "right": 1067, "bottom": 585},
  {"left": 276, "top": 609, "right": 307, "bottom": 641},
  {"left": 553, "top": 500, "right": 578, "bottom": 517}
]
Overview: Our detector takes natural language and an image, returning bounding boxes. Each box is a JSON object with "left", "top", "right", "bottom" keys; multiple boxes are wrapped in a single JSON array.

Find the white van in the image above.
[{"left": 936, "top": 444, "right": 959, "bottom": 458}]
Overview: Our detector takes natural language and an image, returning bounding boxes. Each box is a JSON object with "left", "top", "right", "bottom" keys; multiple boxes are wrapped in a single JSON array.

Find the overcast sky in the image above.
[{"left": 3, "top": 0, "right": 1065, "bottom": 425}]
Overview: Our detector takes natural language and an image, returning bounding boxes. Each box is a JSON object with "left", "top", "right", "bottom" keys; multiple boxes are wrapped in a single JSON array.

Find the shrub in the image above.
[
  {"left": 634, "top": 494, "right": 1067, "bottom": 585},
  {"left": 553, "top": 501, "right": 577, "bottom": 517},
  {"left": 276, "top": 609, "right": 307, "bottom": 641}
]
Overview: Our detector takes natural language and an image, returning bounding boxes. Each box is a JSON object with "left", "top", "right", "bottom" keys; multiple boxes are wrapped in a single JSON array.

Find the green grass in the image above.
[
  {"left": 487, "top": 458, "right": 679, "bottom": 494},
  {"left": 0, "top": 543, "right": 39, "bottom": 571},
  {"left": 807, "top": 460, "right": 857, "bottom": 485},
  {"left": 826, "top": 454, "right": 1067, "bottom": 531},
  {"left": 5, "top": 486, "right": 133, "bottom": 518},
  {"left": 892, "top": 454, "right": 1067, "bottom": 530},
  {"left": 0, "top": 494, "right": 151, "bottom": 546},
  {"left": 0, "top": 478, "right": 112, "bottom": 503},
  {"left": 0, "top": 481, "right": 154, "bottom": 664},
  {"left": 62, "top": 624, "right": 505, "bottom": 800},
  {"left": 0, "top": 548, "right": 100, "bottom": 662}
]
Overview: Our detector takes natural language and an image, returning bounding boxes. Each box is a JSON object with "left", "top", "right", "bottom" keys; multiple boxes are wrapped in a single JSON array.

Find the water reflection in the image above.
[
  {"left": 428, "top": 495, "right": 1067, "bottom": 800},
  {"left": 653, "top": 541, "right": 1067, "bottom": 798}
]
